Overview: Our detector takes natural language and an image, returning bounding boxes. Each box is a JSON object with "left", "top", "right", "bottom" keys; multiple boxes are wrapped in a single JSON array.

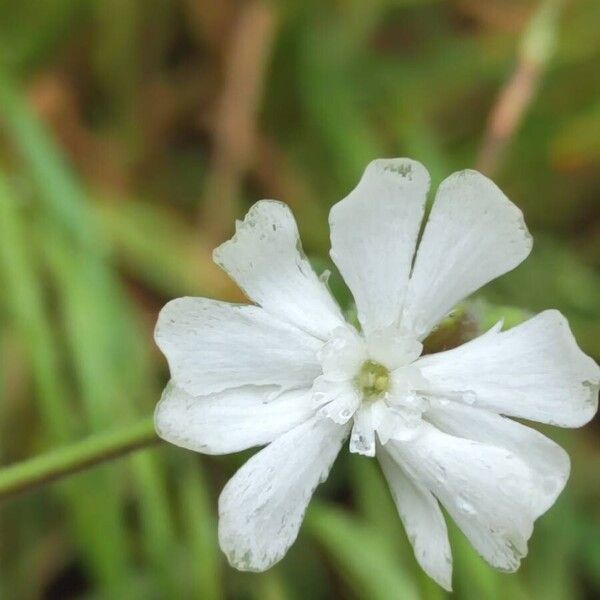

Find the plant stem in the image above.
[{"left": 0, "top": 416, "right": 159, "bottom": 500}]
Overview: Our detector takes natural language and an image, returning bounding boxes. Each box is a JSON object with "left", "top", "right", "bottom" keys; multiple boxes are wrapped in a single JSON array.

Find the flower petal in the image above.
[
  {"left": 155, "top": 297, "right": 322, "bottom": 396},
  {"left": 426, "top": 399, "right": 570, "bottom": 516},
  {"left": 349, "top": 404, "right": 376, "bottom": 456},
  {"left": 313, "top": 378, "right": 361, "bottom": 424},
  {"left": 366, "top": 326, "right": 423, "bottom": 370},
  {"left": 213, "top": 200, "right": 345, "bottom": 340},
  {"left": 417, "top": 310, "right": 599, "bottom": 427},
  {"left": 387, "top": 424, "right": 539, "bottom": 572},
  {"left": 218, "top": 416, "right": 349, "bottom": 571},
  {"left": 400, "top": 170, "right": 532, "bottom": 339},
  {"left": 155, "top": 382, "right": 316, "bottom": 455},
  {"left": 329, "top": 158, "right": 430, "bottom": 335},
  {"left": 318, "top": 326, "right": 366, "bottom": 382},
  {"left": 378, "top": 445, "right": 452, "bottom": 591}
]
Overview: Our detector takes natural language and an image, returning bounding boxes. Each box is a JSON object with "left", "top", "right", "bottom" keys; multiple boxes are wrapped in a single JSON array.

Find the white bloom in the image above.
[{"left": 154, "top": 159, "right": 599, "bottom": 590}]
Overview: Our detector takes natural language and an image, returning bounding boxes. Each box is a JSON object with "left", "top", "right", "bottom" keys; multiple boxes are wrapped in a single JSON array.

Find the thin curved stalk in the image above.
[{"left": 0, "top": 416, "right": 158, "bottom": 500}]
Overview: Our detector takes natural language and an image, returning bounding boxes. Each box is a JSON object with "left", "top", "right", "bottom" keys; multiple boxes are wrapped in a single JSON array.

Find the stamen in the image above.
[{"left": 356, "top": 360, "right": 390, "bottom": 399}]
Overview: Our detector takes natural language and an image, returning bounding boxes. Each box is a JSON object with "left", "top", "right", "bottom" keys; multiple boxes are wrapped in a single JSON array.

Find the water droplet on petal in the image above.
[
  {"left": 457, "top": 498, "right": 477, "bottom": 515},
  {"left": 462, "top": 390, "right": 477, "bottom": 404}
]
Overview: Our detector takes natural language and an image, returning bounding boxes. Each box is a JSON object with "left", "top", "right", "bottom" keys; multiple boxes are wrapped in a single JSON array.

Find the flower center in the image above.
[{"left": 355, "top": 360, "right": 390, "bottom": 399}]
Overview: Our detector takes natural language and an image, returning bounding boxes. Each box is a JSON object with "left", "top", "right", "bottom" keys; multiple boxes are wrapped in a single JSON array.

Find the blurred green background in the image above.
[{"left": 0, "top": 0, "right": 598, "bottom": 598}]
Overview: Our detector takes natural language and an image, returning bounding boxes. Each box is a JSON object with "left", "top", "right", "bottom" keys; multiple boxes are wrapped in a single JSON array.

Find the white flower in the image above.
[{"left": 154, "top": 159, "right": 599, "bottom": 590}]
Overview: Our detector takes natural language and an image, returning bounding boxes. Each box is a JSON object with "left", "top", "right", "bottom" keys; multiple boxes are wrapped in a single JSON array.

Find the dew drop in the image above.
[
  {"left": 457, "top": 498, "right": 477, "bottom": 515},
  {"left": 462, "top": 390, "right": 477, "bottom": 404}
]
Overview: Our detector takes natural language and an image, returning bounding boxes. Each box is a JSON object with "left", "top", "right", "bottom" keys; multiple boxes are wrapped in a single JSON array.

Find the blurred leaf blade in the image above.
[{"left": 306, "top": 502, "right": 420, "bottom": 600}]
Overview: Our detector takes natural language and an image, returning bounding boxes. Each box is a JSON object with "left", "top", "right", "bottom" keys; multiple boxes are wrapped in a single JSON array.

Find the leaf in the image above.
[{"left": 306, "top": 501, "right": 420, "bottom": 600}]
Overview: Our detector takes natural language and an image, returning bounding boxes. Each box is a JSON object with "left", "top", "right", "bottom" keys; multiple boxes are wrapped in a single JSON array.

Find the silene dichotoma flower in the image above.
[{"left": 154, "top": 159, "right": 599, "bottom": 590}]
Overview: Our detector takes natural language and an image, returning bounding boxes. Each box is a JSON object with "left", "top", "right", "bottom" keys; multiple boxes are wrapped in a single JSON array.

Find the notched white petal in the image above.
[
  {"left": 155, "top": 297, "right": 322, "bottom": 396},
  {"left": 388, "top": 424, "right": 539, "bottom": 573},
  {"left": 417, "top": 310, "right": 599, "bottom": 427},
  {"left": 378, "top": 446, "right": 453, "bottom": 591},
  {"left": 213, "top": 200, "right": 345, "bottom": 340},
  {"left": 401, "top": 169, "right": 533, "bottom": 339},
  {"left": 218, "top": 416, "right": 349, "bottom": 571},
  {"left": 155, "top": 382, "right": 316, "bottom": 455},
  {"left": 329, "top": 158, "right": 430, "bottom": 335},
  {"left": 426, "top": 399, "right": 570, "bottom": 516}
]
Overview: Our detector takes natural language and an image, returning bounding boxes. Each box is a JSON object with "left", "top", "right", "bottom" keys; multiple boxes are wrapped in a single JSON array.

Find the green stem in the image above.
[{"left": 0, "top": 416, "right": 159, "bottom": 500}]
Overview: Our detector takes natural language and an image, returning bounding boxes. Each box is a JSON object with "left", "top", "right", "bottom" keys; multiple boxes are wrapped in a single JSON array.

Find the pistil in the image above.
[{"left": 356, "top": 360, "right": 390, "bottom": 399}]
